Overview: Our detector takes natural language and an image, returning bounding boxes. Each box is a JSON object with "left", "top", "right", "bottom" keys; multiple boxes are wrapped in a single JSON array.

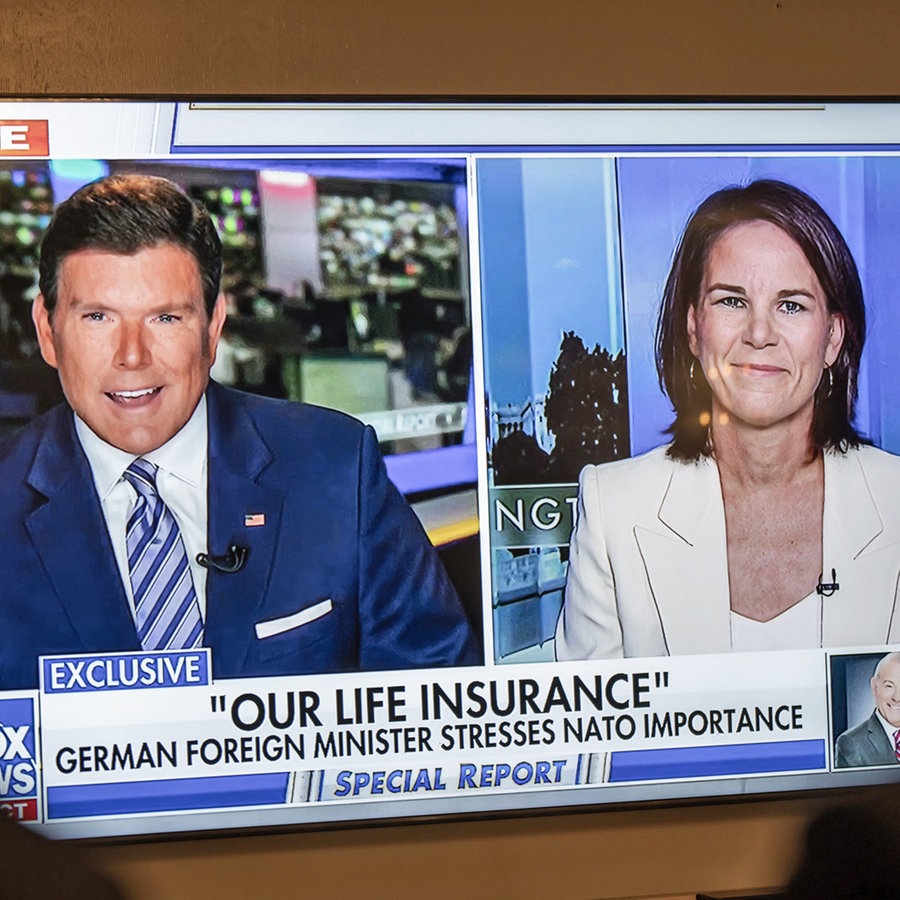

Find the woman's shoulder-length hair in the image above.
[{"left": 654, "top": 178, "right": 866, "bottom": 460}]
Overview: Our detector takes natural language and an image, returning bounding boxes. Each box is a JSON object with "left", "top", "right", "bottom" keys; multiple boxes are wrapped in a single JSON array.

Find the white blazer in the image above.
[{"left": 555, "top": 444, "right": 900, "bottom": 659}]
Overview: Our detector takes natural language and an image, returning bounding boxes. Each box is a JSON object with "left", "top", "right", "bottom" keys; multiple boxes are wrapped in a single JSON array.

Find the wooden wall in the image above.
[
  {"left": 3, "top": 2, "right": 899, "bottom": 896},
  {"left": 4, "top": 0, "right": 900, "bottom": 98}
]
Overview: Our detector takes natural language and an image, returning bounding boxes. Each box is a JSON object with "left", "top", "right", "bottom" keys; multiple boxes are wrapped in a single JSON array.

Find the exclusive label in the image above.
[{"left": 41, "top": 650, "right": 211, "bottom": 694}]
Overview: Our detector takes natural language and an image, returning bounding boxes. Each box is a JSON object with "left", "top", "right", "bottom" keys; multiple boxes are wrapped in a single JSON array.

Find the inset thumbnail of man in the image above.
[{"left": 835, "top": 651, "right": 900, "bottom": 768}]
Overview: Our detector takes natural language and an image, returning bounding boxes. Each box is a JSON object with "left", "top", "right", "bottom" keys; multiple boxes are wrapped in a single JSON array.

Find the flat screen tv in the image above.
[{"left": 0, "top": 99, "right": 897, "bottom": 840}]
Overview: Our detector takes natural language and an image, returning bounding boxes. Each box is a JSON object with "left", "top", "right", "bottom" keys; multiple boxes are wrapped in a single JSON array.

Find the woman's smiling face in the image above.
[{"left": 687, "top": 219, "right": 845, "bottom": 433}]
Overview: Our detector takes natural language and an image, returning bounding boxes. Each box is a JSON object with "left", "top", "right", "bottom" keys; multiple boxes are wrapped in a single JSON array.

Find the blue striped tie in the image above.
[{"left": 124, "top": 459, "right": 203, "bottom": 650}]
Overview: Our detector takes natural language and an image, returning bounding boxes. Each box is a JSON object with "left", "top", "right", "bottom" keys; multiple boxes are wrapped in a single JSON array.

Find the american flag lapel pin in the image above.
[{"left": 244, "top": 513, "right": 266, "bottom": 527}]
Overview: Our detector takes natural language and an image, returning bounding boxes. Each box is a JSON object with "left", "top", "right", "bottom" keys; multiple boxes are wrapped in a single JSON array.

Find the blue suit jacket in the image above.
[
  {"left": 0, "top": 382, "right": 478, "bottom": 689},
  {"left": 834, "top": 711, "right": 898, "bottom": 768}
]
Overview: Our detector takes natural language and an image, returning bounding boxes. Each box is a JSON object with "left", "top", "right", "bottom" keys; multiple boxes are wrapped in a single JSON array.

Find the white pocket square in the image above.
[{"left": 254, "top": 599, "right": 333, "bottom": 640}]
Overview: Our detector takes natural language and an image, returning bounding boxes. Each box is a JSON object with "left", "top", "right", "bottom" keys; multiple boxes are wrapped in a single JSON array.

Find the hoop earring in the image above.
[
  {"left": 823, "top": 365, "right": 833, "bottom": 399},
  {"left": 689, "top": 358, "right": 698, "bottom": 386}
]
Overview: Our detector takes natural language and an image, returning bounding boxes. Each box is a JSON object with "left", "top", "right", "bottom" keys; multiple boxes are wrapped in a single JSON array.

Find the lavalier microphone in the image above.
[
  {"left": 816, "top": 568, "right": 840, "bottom": 597},
  {"left": 196, "top": 544, "right": 249, "bottom": 574}
]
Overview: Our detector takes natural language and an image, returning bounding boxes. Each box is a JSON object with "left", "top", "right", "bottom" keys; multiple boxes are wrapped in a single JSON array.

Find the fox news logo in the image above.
[{"left": 0, "top": 698, "right": 38, "bottom": 822}]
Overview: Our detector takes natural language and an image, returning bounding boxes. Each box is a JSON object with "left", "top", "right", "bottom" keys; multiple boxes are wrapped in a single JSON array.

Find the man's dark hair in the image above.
[
  {"left": 655, "top": 178, "right": 866, "bottom": 460},
  {"left": 38, "top": 173, "right": 222, "bottom": 317}
]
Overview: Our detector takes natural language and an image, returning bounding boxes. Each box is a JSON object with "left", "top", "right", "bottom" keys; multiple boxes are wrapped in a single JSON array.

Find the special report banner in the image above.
[{"left": 0, "top": 648, "right": 830, "bottom": 825}]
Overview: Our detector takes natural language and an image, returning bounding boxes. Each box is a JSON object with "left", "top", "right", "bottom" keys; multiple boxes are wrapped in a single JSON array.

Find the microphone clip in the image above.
[
  {"left": 197, "top": 544, "right": 249, "bottom": 574},
  {"left": 816, "top": 568, "right": 840, "bottom": 597}
]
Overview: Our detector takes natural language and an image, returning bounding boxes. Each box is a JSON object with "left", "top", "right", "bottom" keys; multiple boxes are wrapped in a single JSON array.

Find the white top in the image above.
[
  {"left": 558, "top": 443, "right": 900, "bottom": 659},
  {"left": 729, "top": 591, "right": 822, "bottom": 652},
  {"left": 74, "top": 396, "right": 209, "bottom": 620}
]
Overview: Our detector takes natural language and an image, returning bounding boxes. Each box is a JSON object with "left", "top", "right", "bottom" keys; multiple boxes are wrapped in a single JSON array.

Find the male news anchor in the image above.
[
  {"left": 835, "top": 652, "right": 900, "bottom": 767},
  {"left": 0, "top": 174, "right": 478, "bottom": 690}
]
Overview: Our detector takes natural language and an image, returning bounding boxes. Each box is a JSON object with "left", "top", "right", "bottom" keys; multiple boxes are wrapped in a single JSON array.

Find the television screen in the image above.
[{"left": 0, "top": 100, "right": 897, "bottom": 839}]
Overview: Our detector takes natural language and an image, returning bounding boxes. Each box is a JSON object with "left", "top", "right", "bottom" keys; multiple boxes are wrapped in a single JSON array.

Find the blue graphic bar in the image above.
[
  {"left": 41, "top": 650, "right": 210, "bottom": 694},
  {"left": 609, "top": 739, "right": 826, "bottom": 782},
  {"left": 170, "top": 143, "right": 900, "bottom": 155},
  {"left": 47, "top": 772, "right": 289, "bottom": 818}
]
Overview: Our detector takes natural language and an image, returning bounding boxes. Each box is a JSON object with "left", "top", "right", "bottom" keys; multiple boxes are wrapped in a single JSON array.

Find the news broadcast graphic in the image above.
[
  {"left": 0, "top": 100, "right": 897, "bottom": 841},
  {"left": 36, "top": 649, "right": 827, "bottom": 824},
  {"left": 0, "top": 695, "right": 40, "bottom": 822},
  {"left": 0, "top": 120, "right": 49, "bottom": 156}
]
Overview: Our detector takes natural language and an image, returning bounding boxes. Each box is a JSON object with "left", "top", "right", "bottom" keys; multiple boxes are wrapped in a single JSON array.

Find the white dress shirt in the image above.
[
  {"left": 874, "top": 709, "right": 900, "bottom": 753},
  {"left": 74, "top": 397, "right": 210, "bottom": 621}
]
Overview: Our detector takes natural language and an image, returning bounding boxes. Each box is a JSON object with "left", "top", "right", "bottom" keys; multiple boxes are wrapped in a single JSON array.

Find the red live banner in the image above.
[
  {"left": 0, "top": 798, "right": 38, "bottom": 822},
  {"left": 0, "top": 121, "right": 49, "bottom": 156}
]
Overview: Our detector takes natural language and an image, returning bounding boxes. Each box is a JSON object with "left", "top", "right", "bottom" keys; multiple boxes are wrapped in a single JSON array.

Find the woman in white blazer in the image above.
[{"left": 557, "top": 179, "right": 900, "bottom": 659}]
